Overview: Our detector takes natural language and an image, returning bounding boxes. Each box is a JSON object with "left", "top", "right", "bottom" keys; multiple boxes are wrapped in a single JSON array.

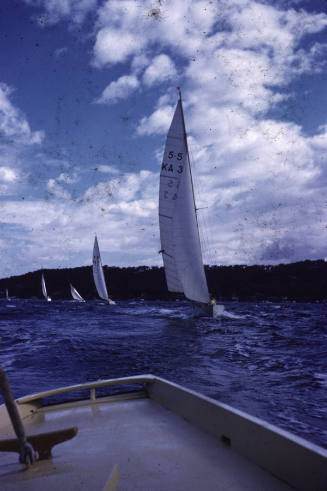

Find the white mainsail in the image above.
[
  {"left": 5, "top": 289, "right": 10, "bottom": 301},
  {"left": 92, "top": 236, "right": 110, "bottom": 302},
  {"left": 159, "top": 95, "right": 210, "bottom": 304},
  {"left": 70, "top": 283, "right": 85, "bottom": 302},
  {"left": 41, "top": 273, "right": 51, "bottom": 302}
]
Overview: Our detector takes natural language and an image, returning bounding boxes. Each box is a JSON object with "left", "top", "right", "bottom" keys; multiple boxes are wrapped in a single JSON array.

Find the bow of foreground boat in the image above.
[{"left": 0, "top": 375, "right": 326, "bottom": 490}]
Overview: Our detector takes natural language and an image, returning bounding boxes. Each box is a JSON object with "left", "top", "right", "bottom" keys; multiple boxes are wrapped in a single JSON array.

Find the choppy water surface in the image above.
[{"left": 0, "top": 299, "right": 326, "bottom": 448}]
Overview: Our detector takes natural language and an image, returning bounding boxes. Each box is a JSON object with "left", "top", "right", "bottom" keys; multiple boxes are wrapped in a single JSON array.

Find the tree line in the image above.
[{"left": 0, "top": 260, "right": 326, "bottom": 302}]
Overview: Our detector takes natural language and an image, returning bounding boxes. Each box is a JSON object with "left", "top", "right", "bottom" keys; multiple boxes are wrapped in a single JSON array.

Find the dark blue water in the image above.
[{"left": 0, "top": 299, "right": 326, "bottom": 449}]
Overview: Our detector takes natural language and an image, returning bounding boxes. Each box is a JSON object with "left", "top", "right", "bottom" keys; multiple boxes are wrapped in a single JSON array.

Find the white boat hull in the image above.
[
  {"left": 0, "top": 375, "right": 326, "bottom": 490},
  {"left": 191, "top": 303, "right": 224, "bottom": 317}
]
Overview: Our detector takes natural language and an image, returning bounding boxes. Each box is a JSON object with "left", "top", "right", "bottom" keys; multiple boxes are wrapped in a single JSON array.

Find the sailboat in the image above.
[
  {"left": 159, "top": 90, "right": 223, "bottom": 317},
  {"left": 41, "top": 273, "right": 51, "bottom": 302},
  {"left": 70, "top": 284, "right": 85, "bottom": 302},
  {"left": 92, "top": 236, "right": 115, "bottom": 304},
  {"left": 5, "top": 289, "right": 10, "bottom": 302}
]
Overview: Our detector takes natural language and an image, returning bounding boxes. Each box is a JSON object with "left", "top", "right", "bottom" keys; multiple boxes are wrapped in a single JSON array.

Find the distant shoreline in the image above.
[{"left": 1, "top": 259, "right": 326, "bottom": 303}]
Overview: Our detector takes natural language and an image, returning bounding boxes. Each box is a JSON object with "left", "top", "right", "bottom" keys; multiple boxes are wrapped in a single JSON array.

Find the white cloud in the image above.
[
  {"left": 57, "top": 172, "right": 79, "bottom": 184},
  {"left": 96, "top": 165, "right": 120, "bottom": 175},
  {"left": 82, "top": 169, "right": 156, "bottom": 204},
  {"left": 137, "top": 105, "right": 174, "bottom": 135},
  {"left": 0, "top": 164, "right": 20, "bottom": 196},
  {"left": 45, "top": 170, "right": 80, "bottom": 200},
  {"left": 0, "top": 83, "right": 46, "bottom": 200},
  {"left": 0, "top": 168, "right": 160, "bottom": 276},
  {"left": 93, "top": 28, "right": 144, "bottom": 66},
  {"left": 46, "top": 178, "right": 71, "bottom": 199},
  {"left": 92, "top": 0, "right": 218, "bottom": 69},
  {"left": 54, "top": 47, "right": 68, "bottom": 58},
  {"left": 3, "top": 0, "right": 327, "bottom": 275},
  {"left": 143, "top": 54, "right": 177, "bottom": 86},
  {"left": 24, "top": 0, "right": 97, "bottom": 25},
  {"left": 0, "top": 83, "right": 44, "bottom": 145},
  {"left": 131, "top": 54, "right": 149, "bottom": 74},
  {"left": 96, "top": 75, "right": 139, "bottom": 104},
  {"left": 0, "top": 166, "right": 18, "bottom": 183}
]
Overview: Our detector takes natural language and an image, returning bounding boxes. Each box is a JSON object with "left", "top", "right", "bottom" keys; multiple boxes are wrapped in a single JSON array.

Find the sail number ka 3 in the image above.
[{"left": 159, "top": 92, "right": 218, "bottom": 314}]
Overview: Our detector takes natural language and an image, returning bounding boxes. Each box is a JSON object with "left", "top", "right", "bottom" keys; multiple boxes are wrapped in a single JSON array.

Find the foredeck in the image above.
[{"left": 0, "top": 395, "right": 292, "bottom": 491}]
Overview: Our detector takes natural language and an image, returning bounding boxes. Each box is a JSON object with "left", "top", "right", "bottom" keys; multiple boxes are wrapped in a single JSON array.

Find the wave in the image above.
[{"left": 221, "top": 310, "right": 244, "bottom": 319}]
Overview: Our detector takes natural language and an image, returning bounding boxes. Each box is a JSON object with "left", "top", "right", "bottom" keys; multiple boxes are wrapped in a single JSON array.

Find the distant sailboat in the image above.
[
  {"left": 41, "top": 273, "right": 51, "bottom": 302},
  {"left": 5, "top": 289, "right": 10, "bottom": 302},
  {"left": 159, "top": 90, "right": 222, "bottom": 317},
  {"left": 92, "top": 236, "right": 115, "bottom": 304},
  {"left": 70, "top": 283, "right": 85, "bottom": 302}
]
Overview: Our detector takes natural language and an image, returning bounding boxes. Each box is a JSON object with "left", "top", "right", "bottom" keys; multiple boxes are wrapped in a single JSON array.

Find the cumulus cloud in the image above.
[
  {"left": 0, "top": 83, "right": 45, "bottom": 200},
  {"left": 0, "top": 83, "right": 44, "bottom": 145},
  {"left": 0, "top": 167, "right": 18, "bottom": 183},
  {"left": 57, "top": 172, "right": 79, "bottom": 184},
  {"left": 131, "top": 54, "right": 150, "bottom": 74},
  {"left": 93, "top": 28, "right": 144, "bottom": 66},
  {"left": 95, "top": 165, "right": 120, "bottom": 175},
  {"left": 143, "top": 54, "right": 177, "bottom": 86},
  {"left": 3, "top": 0, "right": 327, "bottom": 275},
  {"left": 0, "top": 166, "right": 19, "bottom": 196},
  {"left": 96, "top": 75, "right": 139, "bottom": 104},
  {"left": 137, "top": 105, "right": 174, "bottom": 135},
  {"left": 82, "top": 169, "right": 156, "bottom": 204},
  {"left": 0, "top": 168, "right": 159, "bottom": 276},
  {"left": 46, "top": 178, "right": 71, "bottom": 200}
]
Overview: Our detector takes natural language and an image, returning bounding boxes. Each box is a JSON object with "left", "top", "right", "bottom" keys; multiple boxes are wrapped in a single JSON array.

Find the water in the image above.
[{"left": 0, "top": 299, "right": 326, "bottom": 449}]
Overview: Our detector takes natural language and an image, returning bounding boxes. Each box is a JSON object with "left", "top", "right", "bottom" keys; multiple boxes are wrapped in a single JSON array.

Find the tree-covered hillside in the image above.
[{"left": 1, "top": 260, "right": 326, "bottom": 302}]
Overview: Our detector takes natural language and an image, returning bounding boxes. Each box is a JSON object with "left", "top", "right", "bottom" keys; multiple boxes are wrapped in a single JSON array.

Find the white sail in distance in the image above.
[
  {"left": 70, "top": 284, "right": 85, "bottom": 302},
  {"left": 5, "top": 289, "right": 10, "bottom": 301},
  {"left": 92, "top": 236, "right": 110, "bottom": 302},
  {"left": 41, "top": 273, "right": 51, "bottom": 302},
  {"left": 159, "top": 96, "right": 210, "bottom": 304}
]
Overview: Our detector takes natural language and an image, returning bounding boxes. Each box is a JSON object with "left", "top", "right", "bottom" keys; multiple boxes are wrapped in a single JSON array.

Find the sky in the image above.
[{"left": 1, "top": 0, "right": 327, "bottom": 278}]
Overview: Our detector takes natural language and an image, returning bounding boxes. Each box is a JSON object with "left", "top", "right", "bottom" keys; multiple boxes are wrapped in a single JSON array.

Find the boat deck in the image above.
[{"left": 0, "top": 394, "right": 292, "bottom": 490}]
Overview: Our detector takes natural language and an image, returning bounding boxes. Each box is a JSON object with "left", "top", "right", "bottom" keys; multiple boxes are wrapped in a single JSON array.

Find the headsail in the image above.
[
  {"left": 92, "top": 236, "right": 109, "bottom": 301},
  {"left": 41, "top": 274, "right": 51, "bottom": 302},
  {"left": 159, "top": 96, "right": 210, "bottom": 304},
  {"left": 41, "top": 274, "right": 47, "bottom": 298},
  {"left": 70, "top": 284, "right": 85, "bottom": 302}
]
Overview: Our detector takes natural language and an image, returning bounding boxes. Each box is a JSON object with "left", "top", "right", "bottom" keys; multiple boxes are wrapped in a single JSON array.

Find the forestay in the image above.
[
  {"left": 92, "top": 236, "right": 109, "bottom": 301},
  {"left": 159, "top": 98, "right": 210, "bottom": 304}
]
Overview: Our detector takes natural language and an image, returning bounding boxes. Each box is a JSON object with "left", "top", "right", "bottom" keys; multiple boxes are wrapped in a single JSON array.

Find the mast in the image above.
[{"left": 178, "top": 89, "right": 203, "bottom": 248}]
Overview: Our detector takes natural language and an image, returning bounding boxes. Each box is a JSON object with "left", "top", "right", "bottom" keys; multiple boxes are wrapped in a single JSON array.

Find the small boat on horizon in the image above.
[
  {"left": 92, "top": 235, "right": 115, "bottom": 304},
  {"left": 70, "top": 283, "right": 85, "bottom": 302},
  {"left": 41, "top": 273, "right": 51, "bottom": 302},
  {"left": 5, "top": 289, "right": 10, "bottom": 302},
  {"left": 159, "top": 90, "right": 222, "bottom": 317}
]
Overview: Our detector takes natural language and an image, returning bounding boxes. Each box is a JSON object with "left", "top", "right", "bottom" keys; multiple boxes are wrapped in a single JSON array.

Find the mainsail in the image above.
[
  {"left": 41, "top": 273, "right": 51, "bottom": 302},
  {"left": 92, "top": 236, "right": 109, "bottom": 301},
  {"left": 70, "top": 284, "right": 85, "bottom": 302},
  {"left": 5, "top": 289, "right": 10, "bottom": 301},
  {"left": 159, "top": 94, "right": 210, "bottom": 304}
]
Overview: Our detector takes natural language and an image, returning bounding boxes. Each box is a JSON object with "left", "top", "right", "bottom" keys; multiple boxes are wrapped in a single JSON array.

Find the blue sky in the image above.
[{"left": 1, "top": 0, "right": 327, "bottom": 278}]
